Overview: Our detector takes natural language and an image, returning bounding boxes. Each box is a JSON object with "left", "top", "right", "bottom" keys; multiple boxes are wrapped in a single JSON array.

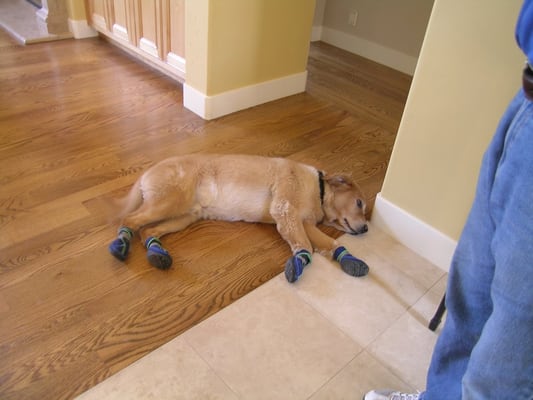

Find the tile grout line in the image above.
[{"left": 181, "top": 333, "right": 243, "bottom": 399}]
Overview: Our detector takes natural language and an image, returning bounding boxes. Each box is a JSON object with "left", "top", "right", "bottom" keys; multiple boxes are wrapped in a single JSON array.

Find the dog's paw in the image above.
[
  {"left": 109, "top": 237, "right": 130, "bottom": 261},
  {"left": 333, "top": 246, "right": 369, "bottom": 277},
  {"left": 339, "top": 257, "right": 369, "bottom": 277},
  {"left": 284, "top": 250, "right": 312, "bottom": 283},
  {"left": 147, "top": 246, "right": 173, "bottom": 270},
  {"left": 284, "top": 257, "right": 300, "bottom": 283},
  {"left": 145, "top": 237, "right": 172, "bottom": 270}
]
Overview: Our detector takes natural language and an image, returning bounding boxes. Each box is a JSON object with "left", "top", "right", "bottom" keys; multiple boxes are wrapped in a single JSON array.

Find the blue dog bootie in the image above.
[
  {"left": 109, "top": 227, "right": 134, "bottom": 261},
  {"left": 285, "top": 249, "right": 312, "bottom": 283},
  {"left": 145, "top": 237, "right": 173, "bottom": 270},
  {"left": 334, "top": 246, "right": 369, "bottom": 277}
]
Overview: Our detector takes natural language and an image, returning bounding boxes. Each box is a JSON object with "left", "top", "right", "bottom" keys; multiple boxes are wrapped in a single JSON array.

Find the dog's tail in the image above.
[
  {"left": 117, "top": 178, "right": 143, "bottom": 220},
  {"left": 104, "top": 178, "right": 144, "bottom": 224}
]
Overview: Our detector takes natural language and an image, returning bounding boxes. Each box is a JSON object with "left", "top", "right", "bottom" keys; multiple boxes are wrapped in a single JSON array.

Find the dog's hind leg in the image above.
[
  {"left": 108, "top": 202, "right": 169, "bottom": 263},
  {"left": 109, "top": 226, "right": 135, "bottom": 261},
  {"left": 139, "top": 214, "right": 199, "bottom": 270},
  {"left": 109, "top": 187, "right": 194, "bottom": 267},
  {"left": 143, "top": 236, "right": 172, "bottom": 270},
  {"left": 119, "top": 198, "right": 194, "bottom": 269},
  {"left": 108, "top": 180, "right": 144, "bottom": 262},
  {"left": 140, "top": 214, "right": 199, "bottom": 242},
  {"left": 303, "top": 222, "right": 369, "bottom": 277}
]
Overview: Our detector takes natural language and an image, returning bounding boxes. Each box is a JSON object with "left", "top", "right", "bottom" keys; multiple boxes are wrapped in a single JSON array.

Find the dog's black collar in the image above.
[{"left": 318, "top": 170, "right": 325, "bottom": 205}]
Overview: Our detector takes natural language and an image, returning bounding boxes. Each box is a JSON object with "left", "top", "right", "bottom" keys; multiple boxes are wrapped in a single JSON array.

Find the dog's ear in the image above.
[{"left": 325, "top": 174, "right": 354, "bottom": 191}]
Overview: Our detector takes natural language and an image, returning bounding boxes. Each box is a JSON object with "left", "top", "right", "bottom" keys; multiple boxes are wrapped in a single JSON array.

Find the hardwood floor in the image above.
[{"left": 0, "top": 30, "right": 412, "bottom": 400}]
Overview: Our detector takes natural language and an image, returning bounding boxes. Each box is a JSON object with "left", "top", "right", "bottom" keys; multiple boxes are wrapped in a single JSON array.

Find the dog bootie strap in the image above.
[
  {"left": 145, "top": 236, "right": 173, "bottom": 270},
  {"left": 284, "top": 249, "right": 312, "bottom": 283},
  {"left": 109, "top": 226, "right": 134, "bottom": 261},
  {"left": 333, "top": 246, "right": 369, "bottom": 277},
  {"left": 118, "top": 226, "right": 134, "bottom": 241}
]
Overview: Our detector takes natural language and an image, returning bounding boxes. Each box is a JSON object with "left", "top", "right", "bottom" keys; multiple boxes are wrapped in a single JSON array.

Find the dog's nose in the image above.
[{"left": 361, "top": 224, "right": 368, "bottom": 233}]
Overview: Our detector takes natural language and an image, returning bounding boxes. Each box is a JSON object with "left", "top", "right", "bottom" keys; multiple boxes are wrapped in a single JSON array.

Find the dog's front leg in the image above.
[
  {"left": 279, "top": 221, "right": 313, "bottom": 284},
  {"left": 303, "top": 221, "right": 339, "bottom": 256},
  {"left": 303, "top": 222, "right": 369, "bottom": 278},
  {"left": 270, "top": 207, "right": 314, "bottom": 283}
]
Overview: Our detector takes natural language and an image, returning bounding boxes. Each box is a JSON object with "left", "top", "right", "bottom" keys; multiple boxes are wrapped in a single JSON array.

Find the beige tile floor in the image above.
[{"left": 76, "top": 225, "right": 448, "bottom": 400}]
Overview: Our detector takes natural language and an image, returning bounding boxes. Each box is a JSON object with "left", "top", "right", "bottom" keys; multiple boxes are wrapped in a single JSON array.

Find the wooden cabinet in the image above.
[{"left": 86, "top": 0, "right": 185, "bottom": 81}]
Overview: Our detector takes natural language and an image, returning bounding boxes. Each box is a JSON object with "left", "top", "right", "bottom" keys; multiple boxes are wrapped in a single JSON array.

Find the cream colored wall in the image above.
[
  {"left": 322, "top": 0, "right": 433, "bottom": 58},
  {"left": 66, "top": 0, "right": 87, "bottom": 20},
  {"left": 185, "top": 0, "right": 209, "bottom": 94},
  {"left": 187, "top": 0, "right": 315, "bottom": 96},
  {"left": 313, "top": 0, "right": 327, "bottom": 28},
  {"left": 380, "top": 0, "right": 524, "bottom": 240}
]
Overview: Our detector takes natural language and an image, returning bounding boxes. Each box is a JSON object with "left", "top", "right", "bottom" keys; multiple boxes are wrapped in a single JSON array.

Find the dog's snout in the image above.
[
  {"left": 354, "top": 223, "right": 368, "bottom": 235},
  {"left": 344, "top": 218, "right": 369, "bottom": 235}
]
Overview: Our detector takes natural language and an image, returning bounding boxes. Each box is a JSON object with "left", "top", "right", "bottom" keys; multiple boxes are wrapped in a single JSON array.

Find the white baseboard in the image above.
[
  {"left": 184, "top": 71, "right": 307, "bottom": 120},
  {"left": 371, "top": 193, "right": 456, "bottom": 272},
  {"left": 311, "top": 25, "right": 323, "bottom": 42},
  {"left": 319, "top": 27, "right": 418, "bottom": 76},
  {"left": 68, "top": 19, "right": 98, "bottom": 39}
]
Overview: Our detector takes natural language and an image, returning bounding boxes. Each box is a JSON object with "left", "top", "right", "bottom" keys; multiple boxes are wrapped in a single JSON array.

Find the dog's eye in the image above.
[{"left": 356, "top": 199, "right": 363, "bottom": 209}]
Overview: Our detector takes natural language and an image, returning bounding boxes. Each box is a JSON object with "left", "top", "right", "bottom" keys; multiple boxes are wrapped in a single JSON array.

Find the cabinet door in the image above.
[
  {"left": 138, "top": 0, "right": 185, "bottom": 72},
  {"left": 138, "top": 0, "right": 160, "bottom": 58},
  {"left": 87, "top": 0, "right": 111, "bottom": 32},
  {"left": 167, "top": 0, "right": 185, "bottom": 74},
  {"left": 88, "top": 0, "right": 136, "bottom": 45},
  {"left": 87, "top": 0, "right": 185, "bottom": 79},
  {"left": 111, "top": 0, "right": 131, "bottom": 43}
]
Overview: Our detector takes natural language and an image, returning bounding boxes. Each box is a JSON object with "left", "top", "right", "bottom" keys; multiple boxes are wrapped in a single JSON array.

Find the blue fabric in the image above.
[
  {"left": 108, "top": 236, "right": 130, "bottom": 261},
  {"left": 421, "top": 90, "right": 533, "bottom": 399},
  {"left": 333, "top": 246, "right": 369, "bottom": 277},
  {"left": 118, "top": 226, "right": 133, "bottom": 240},
  {"left": 108, "top": 226, "right": 134, "bottom": 261},
  {"left": 293, "top": 250, "right": 311, "bottom": 276},
  {"left": 145, "top": 236, "right": 172, "bottom": 269},
  {"left": 516, "top": 0, "right": 533, "bottom": 64},
  {"left": 333, "top": 246, "right": 348, "bottom": 261},
  {"left": 145, "top": 236, "right": 162, "bottom": 249},
  {"left": 284, "top": 250, "right": 312, "bottom": 282}
]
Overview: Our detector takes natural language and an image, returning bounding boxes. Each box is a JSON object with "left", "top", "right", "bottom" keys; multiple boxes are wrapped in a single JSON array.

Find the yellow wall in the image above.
[
  {"left": 66, "top": 0, "right": 87, "bottom": 20},
  {"left": 186, "top": 0, "right": 210, "bottom": 93},
  {"left": 380, "top": 0, "right": 523, "bottom": 240},
  {"left": 187, "top": 0, "right": 315, "bottom": 96}
]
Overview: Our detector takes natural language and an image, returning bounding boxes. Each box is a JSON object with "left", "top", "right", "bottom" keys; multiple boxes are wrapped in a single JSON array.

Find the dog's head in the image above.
[{"left": 322, "top": 174, "right": 368, "bottom": 235}]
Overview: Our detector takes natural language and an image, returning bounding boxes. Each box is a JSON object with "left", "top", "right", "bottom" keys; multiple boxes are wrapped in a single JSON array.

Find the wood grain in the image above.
[{"left": 0, "top": 30, "right": 411, "bottom": 399}]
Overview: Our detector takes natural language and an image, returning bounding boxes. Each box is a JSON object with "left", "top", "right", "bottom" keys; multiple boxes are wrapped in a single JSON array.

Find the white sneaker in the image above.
[{"left": 363, "top": 389, "right": 421, "bottom": 400}]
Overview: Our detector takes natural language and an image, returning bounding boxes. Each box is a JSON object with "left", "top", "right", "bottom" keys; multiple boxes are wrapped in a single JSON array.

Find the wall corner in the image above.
[{"left": 371, "top": 192, "right": 456, "bottom": 272}]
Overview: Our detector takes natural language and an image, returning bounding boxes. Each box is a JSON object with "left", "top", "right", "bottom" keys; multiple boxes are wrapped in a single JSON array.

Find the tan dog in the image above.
[{"left": 109, "top": 154, "right": 369, "bottom": 282}]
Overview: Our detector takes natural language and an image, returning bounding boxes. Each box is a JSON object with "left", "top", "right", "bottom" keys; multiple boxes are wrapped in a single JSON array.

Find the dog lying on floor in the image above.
[{"left": 109, "top": 154, "right": 369, "bottom": 282}]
